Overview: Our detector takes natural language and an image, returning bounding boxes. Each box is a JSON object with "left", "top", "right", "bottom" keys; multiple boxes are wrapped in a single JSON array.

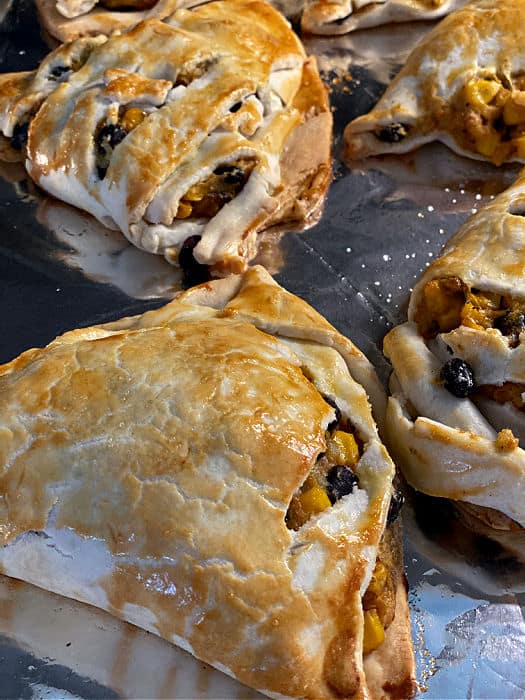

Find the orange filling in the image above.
[{"left": 460, "top": 76, "right": 525, "bottom": 164}]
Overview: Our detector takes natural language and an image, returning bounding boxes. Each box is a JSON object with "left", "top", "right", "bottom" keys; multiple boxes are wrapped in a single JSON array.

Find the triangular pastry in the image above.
[
  {"left": 0, "top": 266, "right": 416, "bottom": 699},
  {"left": 345, "top": 0, "right": 525, "bottom": 165}
]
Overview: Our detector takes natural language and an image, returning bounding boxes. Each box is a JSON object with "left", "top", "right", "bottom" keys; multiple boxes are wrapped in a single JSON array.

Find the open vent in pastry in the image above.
[
  {"left": 285, "top": 391, "right": 400, "bottom": 659},
  {"left": 286, "top": 395, "right": 363, "bottom": 531},
  {"left": 413, "top": 277, "right": 525, "bottom": 429}
]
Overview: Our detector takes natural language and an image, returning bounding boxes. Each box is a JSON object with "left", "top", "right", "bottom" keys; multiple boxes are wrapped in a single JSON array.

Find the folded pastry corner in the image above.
[
  {"left": 301, "top": 0, "right": 465, "bottom": 37},
  {"left": 383, "top": 174, "right": 525, "bottom": 550},
  {"left": 344, "top": 0, "right": 525, "bottom": 164},
  {"left": 36, "top": 0, "right": 195, "bottom": 42},
  {"left": 0, "top": 0, "right": 332, "bottom": 280},
  {"left": 0, "top": 265, "right": 416, "bottom": 699}
]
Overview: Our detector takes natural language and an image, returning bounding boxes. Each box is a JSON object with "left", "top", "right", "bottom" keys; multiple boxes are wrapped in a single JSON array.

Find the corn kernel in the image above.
[
  {"left": 362, "top": 609, "right": 385, "bottom": 654},
  {"left": 121, "top": 107, "right": 146, "bottom": 132},
  {"left": 184, "top": 184, "right": 206, "bottom": 202},
  {"left": 176, "top": 201, "right": 193, "bottom": 219},
  {"left": 503, "top": 98, "right": 525, "bottom": 126},
  {"left": 326, "top": 430, "right": 360, "bottom": 467},
  {"left": 365, "top": 561, "right": 388, "bottom": 599},
  {"left": 298, "top": 483, "right": 331, "bottom": 517},
  {"left": 513, "top": 136, "right": 525, "bottom": 158},
  {"left": 465, "top": 79, "right": 500, "bottom": 109},
  {"left": 475, "top": 130, "right": 500, "bottom": 157}
]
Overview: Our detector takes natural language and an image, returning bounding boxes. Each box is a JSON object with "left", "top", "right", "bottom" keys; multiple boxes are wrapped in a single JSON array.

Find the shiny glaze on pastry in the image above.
[
  {"left": 0, "top": 266, "right": 415, "bottom": 699},
  {"left": 345, "top": 0, "right": 525, "bottom": 164},
  {"left": 0, "top": 0, "right": 331, "bottom": 276},
  {"left": 302, "top": 0, "right": 466, "bottom": 36},
  {"left": 384, "top": 173, "right": 525, "bottom": 530}
]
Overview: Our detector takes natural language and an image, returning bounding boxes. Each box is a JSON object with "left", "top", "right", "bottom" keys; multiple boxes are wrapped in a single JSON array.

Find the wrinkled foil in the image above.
[{"left": 0, "top": 2, "right": 524, "bottom": 698}]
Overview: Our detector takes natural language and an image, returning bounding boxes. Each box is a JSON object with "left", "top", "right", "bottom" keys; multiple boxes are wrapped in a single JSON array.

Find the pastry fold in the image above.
[
  {"left": 0, "top": 0, "right": 331, "bottom": 277},
  {"left": 344, "top": 0, "right": 525, "bottom": 165},
  {"left": 0, "top": 266, "right": 415, "bottom": 699},
  {"left": 384, "top": 173, "right": 525, "bottom": 536},
  {"left": 301, "top": 0, "right": 465, "bottom": 37}
]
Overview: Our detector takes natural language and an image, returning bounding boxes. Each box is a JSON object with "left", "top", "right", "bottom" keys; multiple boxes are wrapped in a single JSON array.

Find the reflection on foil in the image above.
[
  {"left": 37, "top": 199, "right": 181, "bottom": 300},
  {"left": 304, "top": 22, "right": 432, "bottom": 87}
]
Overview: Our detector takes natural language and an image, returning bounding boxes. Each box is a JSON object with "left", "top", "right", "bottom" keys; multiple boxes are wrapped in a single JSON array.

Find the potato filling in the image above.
[
  {"left": 416, "top": 278, "right": 525, "bottom": 412},
  {"left": 286, "top": 403, "right": 361, "bottom": 531},
  {"left": 459, "top": 75, "right": 525, "bottom": 163},
  {"left": 414, "top": 276, "right": 524, "bottom": 342},
  {"left": 175, "top": 160, "right": 255, "bottom": 220},
  {"left": 362, "top": 558, "right": 395, "bottom": 654}
]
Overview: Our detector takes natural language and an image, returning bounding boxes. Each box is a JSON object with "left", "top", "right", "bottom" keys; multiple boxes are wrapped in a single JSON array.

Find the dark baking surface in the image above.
[{"left": 0, "top": 1, "right": 524, "bottom": 697}]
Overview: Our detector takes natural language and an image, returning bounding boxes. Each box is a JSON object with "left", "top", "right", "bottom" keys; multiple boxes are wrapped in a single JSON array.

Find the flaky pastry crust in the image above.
[
  {"left": 0, "top": 0, "right": 331, "bottom": 276},
  {"left": 0, "top": 266, "right": 415, "bottom": 699},
  {"left": 384, "top": 173, "right": 525, "bottom": 537},
  {"left": 344, "top": 0, "right": 525, "bottom": 163},
  {"left": 302, "top": 0, "right": 465, "bottom": 37}
]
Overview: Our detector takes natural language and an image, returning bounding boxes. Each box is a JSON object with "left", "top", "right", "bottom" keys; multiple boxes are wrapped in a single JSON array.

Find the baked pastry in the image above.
[
  {"left": 0, "top": 0, "right": 332, "bottom": 278},
  {"left": 0, "top": 266, "right": 416, "bottom": 700},
  {"left": 36, "top": 0, "right": 196, "bottom": 43},
  {"left": 383, "top": 173, "right": 525, "bottom": 550},
  {"left": 344, "top": 0, "right": 525, "bottom": 164},
  {"left": 302, "top": 0, "right": 466, "bottom": 36}
]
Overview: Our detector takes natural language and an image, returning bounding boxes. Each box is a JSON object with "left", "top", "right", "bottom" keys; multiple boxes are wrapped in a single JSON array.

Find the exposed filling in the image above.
[
  {"left": 374, "top": 122, "right": 409, "bottom": 144},
  {"left": 415, "top": 276, "right": 525, "bottom": 343},
  {"left": 175, "top": 161, "right": 255, "bottom": 220},
  {"left": 286, "top": 397, "right": 398, "bottom": 655},
  {"left": 285, "top": 401, "right": 361, "bottom": 531},
  {"left": 416, "top": 277, "right": 525, "bottom": 409},
  {"left": 458, "top": 75, "right": 525, "bottom": 164}
]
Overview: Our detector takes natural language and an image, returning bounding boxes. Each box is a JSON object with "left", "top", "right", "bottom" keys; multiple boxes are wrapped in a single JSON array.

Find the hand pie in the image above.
[
  {"left": 383, "top": 173, "right": 525, "bottom": 548},
  {"left": 301, "top": 0, "right": 465, "bottom": 36},
  {"left": 344, "top": 0, "right": 525, "bottom": 165},
  {"left": 0, "top": 0, "right": 332, "bottom": 278},
  {"left": 0, "top": 266, "right": 416, "bottom": 700}
]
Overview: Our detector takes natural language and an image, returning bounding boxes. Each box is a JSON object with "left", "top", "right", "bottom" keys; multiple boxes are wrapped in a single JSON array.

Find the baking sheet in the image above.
[{"left": 1, "top": 2, "right": 525, "bottom": 698}]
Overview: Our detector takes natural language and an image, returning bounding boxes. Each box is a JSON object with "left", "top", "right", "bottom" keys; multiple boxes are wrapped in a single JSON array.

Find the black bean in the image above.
[
  {"left": 387, "top": 489, "right": 405, "bottom": 525},
  {"left": 213, "top": 165, "right": 245, "bottom": 184},
  {"left": 376, "top": 123, "right": 407, "bottom": 143},
  {"left": 323, "top": 396, "right": 341, "bottom": 431},
  {"left": 97, "top": 124, "right": 127, "bottom": 153},
  {"left": 326, "top": 466, "right": 359, "bottom": 503},
  {"left": 440, "top": 358, "right": 475, "bottom": 398},
  {"left": 179, "top": 235, "right": 211, "bottom": 289},
  {"left": 10, "top": 121, "right": 29, "bottom": 150},
  {"left": 50, "top": 65, "right": 70, "bottom": 80},
  {"left": 495, "top": 309, "right": 525, "bottom": 346}
]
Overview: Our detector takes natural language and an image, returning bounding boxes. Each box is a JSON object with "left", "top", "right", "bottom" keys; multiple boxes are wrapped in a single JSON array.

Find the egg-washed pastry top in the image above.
[
  {"left": 383, "top": 172, "right": 525, "bottom": 531},
  {"left": 0, "top": 266, "right": 415, "bottom": 699},
  {"left": 344, "top": 0, "right": 525, "bottom": 165},
  {"left": 0, "top": 0, "right": 331, "bottom": 277},
  {"left": 301, "top": 0, "right": 466, "bottom": 36}
]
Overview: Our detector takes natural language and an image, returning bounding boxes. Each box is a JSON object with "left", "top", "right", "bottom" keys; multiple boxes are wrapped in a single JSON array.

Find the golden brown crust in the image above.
[
  {"left": 302, "top": 0, "right": 465, "bottom": 36},
  {"left": 344, "top": 0, "right": 525, "bottom": 163},
  {"left": 0, "top": 266, "right": 410, "bottom": 699},
  {"left": 364, "top": 522, "right": 418, "bottom": 700},
  {"left": 36, "top": 0, "right": 181, "bottom": 42},
  {"left": 1, "top": 1, "right": 332, "bottom": 275}
]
